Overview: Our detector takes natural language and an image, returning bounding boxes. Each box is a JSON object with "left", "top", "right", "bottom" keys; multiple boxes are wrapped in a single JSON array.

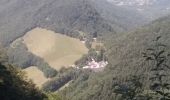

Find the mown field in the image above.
[
  {"left": 23, "top": 28, "right": 88, "bottom": 70},
  {"left": 23, "top": 66, "right": 49, "bottom": 88}
]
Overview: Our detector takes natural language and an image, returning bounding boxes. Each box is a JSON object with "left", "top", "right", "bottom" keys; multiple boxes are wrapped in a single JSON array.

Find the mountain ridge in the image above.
[{"left": 0, "top": 0, "right": 150, "bottom": 46}]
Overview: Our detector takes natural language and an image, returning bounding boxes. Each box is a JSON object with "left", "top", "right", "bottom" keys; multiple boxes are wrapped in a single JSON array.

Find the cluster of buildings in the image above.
[{"left": 83, "top": 59, "right": 108, "bottom": 70}]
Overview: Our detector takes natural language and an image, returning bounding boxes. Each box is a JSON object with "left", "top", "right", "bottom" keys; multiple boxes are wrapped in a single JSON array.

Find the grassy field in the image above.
[
  {"left": 23, "top": 66, "right": 49, "bottom": 88},
  {"left": 23, "top": 28, "right": 88, "bottom": 70}
]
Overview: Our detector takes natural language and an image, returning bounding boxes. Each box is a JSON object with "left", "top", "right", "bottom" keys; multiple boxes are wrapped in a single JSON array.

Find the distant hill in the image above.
[
  {"left": 108, "top": 0, "right": 170, "bottom": 6},
  {"left": 107, "top": 0, "right": 170, "bottom": 20},
  {"left": 0, "top": 0, "right": 148, "bottom": 46},
  {"left": 91, "top": 0, "right": 148, "bottom": 30}
]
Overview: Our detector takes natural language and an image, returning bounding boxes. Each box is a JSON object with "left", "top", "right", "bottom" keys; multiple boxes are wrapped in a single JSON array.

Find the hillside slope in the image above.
[
  {"left": 0, "top": 63, "right": 46, "bottom": 100},
  {"left": 59, "top": 16, "right": 170, "bottom": 100},
  {"left": 91, "top": 0, "right": 148, "bottom": 30},
  {"left": 0, "top": 0, "right": 148, "bottom": 46},
  {"left": 106, "top": 15, "right": 170, "bottom": 78},
  {"left": 0, "top": 0, "right": 110, "bottom": 46}
]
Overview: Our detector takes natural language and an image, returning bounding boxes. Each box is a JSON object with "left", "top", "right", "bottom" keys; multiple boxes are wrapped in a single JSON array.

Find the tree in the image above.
[
  {"left": 143, "top": 36, "right": 170, "bottom": 100},
  {"left": 0, "top": 63, "right": 47, "bottom": 100},
  {"left": 114, "top": 75, "right": 145, "bottom": 100}
]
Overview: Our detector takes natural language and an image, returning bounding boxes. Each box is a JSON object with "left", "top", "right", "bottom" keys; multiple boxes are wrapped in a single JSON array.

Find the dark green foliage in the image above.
[
  {"left": 97, "top": 48, "right": 107, "bottom": 62},
  {"left": 7, "top": 43, "right": 36, "bottom": 68},
  {"left": 75, "top": 49, "right": 98, "bottom": 67},
  {"left": 36, "top": 61, "right": 58, "bottom": 78},
  {"left": 59, "top": 68, "right": 116, "bottom": 100},
  {"left": 88, "top": 49, "right": 98, "bottom": 61},
  {"left": 114, "top": 75, "right": 145, "bottom": 100},
  {"left": 75, "top": 48, "right": 106, "bottom": 68},
  {"left": 113, "top": 36, "right": 170, "bottom": 100},
  {"left": 0, "top": 63, "right": 47, "bottom": 100},
  {"left": 75, "top": 55, "right": 88, "bottom": 68},
  {"left": 42, "top": 68, "right": 87, "bottom": 92},
  {"left": 85, "top": 40, "right": 92, "bottom": 49},
  {"left": 143, "top": 37, "right": 170, "bottom": 100},
  {"left": 43, "top": 75, "right": 72, "bottom": 92},
  {"left": 0, "top": 45, "right": 8, "bottom": 64}
]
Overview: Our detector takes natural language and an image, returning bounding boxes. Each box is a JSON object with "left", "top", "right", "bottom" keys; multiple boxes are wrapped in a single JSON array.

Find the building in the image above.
[{"left": 83, "top": 59, "right": 108, "bottom": 70}]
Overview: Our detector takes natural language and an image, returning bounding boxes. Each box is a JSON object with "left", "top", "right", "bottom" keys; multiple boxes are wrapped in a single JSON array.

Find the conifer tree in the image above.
[{"left": 143, "top": 36, "right": 170, "bottom": 100}]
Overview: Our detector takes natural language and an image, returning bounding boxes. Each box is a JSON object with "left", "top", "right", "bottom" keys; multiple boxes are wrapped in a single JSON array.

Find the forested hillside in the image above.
[
  {"left": 0, "top": 48, "right": 46, "bottom": 100},
  {"left": 58, "top": 15, "right": 170, "bottom": 100},
  {"left": 91, "top": 0, "right": 149, "bottom": 30},
  {"left": 0, "top": 63, "right": 46, "bottom": 100},
  {"left": 0, "top": 48, "right": 62, "bottom": 100},
  {"left": 106, "top": 15, "right": 170, "bottom": 79},
  {"left": 0, "top": 0, "right": 148, "bottom": 46}
]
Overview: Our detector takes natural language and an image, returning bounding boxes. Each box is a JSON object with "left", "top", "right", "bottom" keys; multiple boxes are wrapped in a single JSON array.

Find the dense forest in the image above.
[{"left": 54, "top": 16, "right": 170, "bottom": 100}]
